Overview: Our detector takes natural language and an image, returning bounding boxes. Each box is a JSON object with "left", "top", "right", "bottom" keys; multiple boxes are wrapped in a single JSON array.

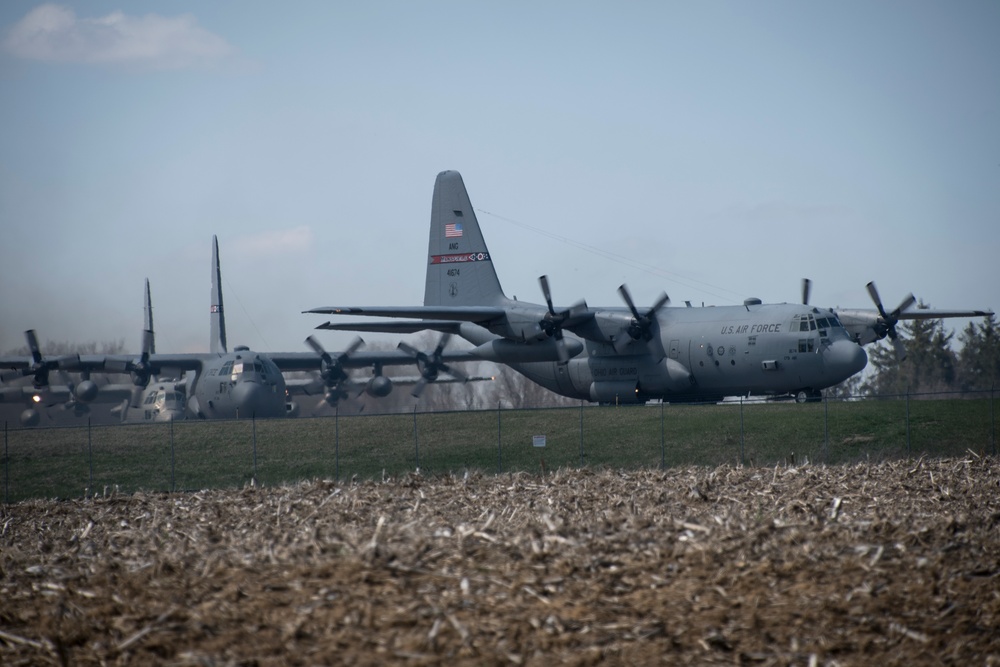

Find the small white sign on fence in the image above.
[{"left": 532, "top": 435, "right": 546, "bottom": 448}]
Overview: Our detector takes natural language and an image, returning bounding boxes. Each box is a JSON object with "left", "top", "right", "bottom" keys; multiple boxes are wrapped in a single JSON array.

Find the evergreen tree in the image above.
[{"left": 957, "top": 314, "right": 1000, "bottom": 390}]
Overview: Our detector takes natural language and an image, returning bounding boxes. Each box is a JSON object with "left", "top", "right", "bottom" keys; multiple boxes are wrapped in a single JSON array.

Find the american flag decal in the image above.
[
  {"left": 445, "top": 222, "right": 463, "bottom": 238},
  {"left": 210, "top": 305, "right": 221, "bottom": 313}
]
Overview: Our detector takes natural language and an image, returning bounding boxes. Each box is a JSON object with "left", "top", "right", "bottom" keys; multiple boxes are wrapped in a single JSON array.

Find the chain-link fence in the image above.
[{"left": 3, "top": 389, "right": 996, "bottom": 503}]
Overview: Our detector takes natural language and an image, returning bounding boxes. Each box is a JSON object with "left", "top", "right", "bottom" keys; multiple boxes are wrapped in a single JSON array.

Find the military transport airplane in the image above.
[
  {"left": 306, "top": 170, "right": 992, "bottom": 404},
  {"left": 1, "top": 236, "right": 486, "bottom": 425},
  {"left": 0, "top": 327, "right": 138, "bottom": 427}
]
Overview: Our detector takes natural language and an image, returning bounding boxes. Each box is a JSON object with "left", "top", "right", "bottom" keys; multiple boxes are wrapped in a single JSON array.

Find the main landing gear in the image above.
[{"left": 794, "top": 389, "right": 823, "bottom": 404}]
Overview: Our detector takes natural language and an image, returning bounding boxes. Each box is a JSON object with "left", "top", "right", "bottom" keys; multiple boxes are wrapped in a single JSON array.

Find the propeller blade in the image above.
[
  {"left": 26, "top": 330, "right": 42, "bottom": 365},
  {"left": 410, "top": 376, "right": 430, "bottom": 398},
  {"left": 439, "top": 362, "right": 469, "bottom": 383},
  {"left": 129, "top": 385, "right": 145, "bottom": 409},
  {"left": 802, "top": 278, "right": 812, "bottom": 306},
  {"left": 618, "top": 284, "right": 642, "bottom": 321},
  {"left": 891, "top": 293, "right": 916, "bottom": 319},
  {"left": 555, "top": 337, "right": 570, "bottom": 364},
  {"left": 57, "top": 371, "right": 75, "bottom": 410},
  {"left": 892, "top": 337, "right": 908, "bottom": 362},
  {"left": 305, "top": 335, "right": 333, "bottom": 364},
  {"left": 649, "top": 291, "right": 670, "bottom": 314},
  {"left": 866, "top": 281, "right": 889, "bottom": 319},
  {"left": 539, "top": 275, "right": 556, "bottom": 315},
  {"left": 397, "top": 340, "right": 421, "bottom": 358}
]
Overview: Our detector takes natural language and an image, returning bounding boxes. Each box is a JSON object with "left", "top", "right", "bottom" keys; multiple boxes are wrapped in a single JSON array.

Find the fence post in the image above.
[
  {"left": 823, "top": 394, "right": 829, "bottom": 464},
  {"left": 496, "top": 401, "right": 502, "bottom": 474},
  {"left": 905, "top": 388, "right": 911, "bottom": 458},
  {"left": 579, "top": 402, "right": 585, "bottom": 467},
  {"left": 3, "top": 421, "right": 7, "bottom": 505},
  {"left": 251, "top": 413, "right": 258, "bottom": 485},
  {"left": 413, "top": 405, "right": 420, "bottom": 472},
  {"left": 170, "top": 417, "right": 176, "bottom": 493},
  {"left": 335, "top": 406, "right": 340, "bottom": 482},
  {"left": 739, "top": 397, "right": 745, "bottom": 466},
  {"left": 992, "top": 383, "right": 996, "bottom": 457},
  {"left": 660, "top": 401, "right": 665, "bottom": 469},
  {"left": 87, "top": 417, "right": 93, "bottom": 498}
]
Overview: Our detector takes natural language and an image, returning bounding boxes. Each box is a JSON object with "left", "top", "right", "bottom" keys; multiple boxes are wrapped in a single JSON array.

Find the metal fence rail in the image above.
[{"left": 3, "top": 389, "right": 997, "bottom": 503}]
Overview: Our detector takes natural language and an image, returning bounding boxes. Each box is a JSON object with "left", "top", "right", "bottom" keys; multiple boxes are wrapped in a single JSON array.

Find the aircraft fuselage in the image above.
[
  {"left": 186, "top": 350, "right": 289, "bottom": 419},
  {"left": 461, "top": 300, "right": 867, "bottom": 403}
]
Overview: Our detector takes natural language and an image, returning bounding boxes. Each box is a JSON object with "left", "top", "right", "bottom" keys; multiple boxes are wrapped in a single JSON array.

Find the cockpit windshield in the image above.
[
  {"left": 232, "top": 361, "right": 266, "bottom": 377},
  {"left": 791, "top": 313, "right": 844, "bottom": 334}
]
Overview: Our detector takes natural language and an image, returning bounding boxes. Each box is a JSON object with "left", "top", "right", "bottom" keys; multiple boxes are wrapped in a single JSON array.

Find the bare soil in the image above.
[{"left": 2, "top": 457, "right": 999, "bottom": 666}]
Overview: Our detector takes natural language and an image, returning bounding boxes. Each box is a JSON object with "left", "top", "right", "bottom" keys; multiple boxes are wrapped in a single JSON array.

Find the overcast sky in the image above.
[{"left": 1, "top": 1, "right": 997, "bottom": 358}]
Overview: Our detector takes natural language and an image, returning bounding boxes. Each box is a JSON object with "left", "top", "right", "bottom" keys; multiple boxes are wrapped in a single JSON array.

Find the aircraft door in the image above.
[{"left": 669, "top": 339, "right": 681, "bottom": 360}]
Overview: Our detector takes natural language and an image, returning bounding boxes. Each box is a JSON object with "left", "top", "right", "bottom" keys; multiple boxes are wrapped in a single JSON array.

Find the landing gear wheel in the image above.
[{"left": 795, "top": 389, "right": 822, "bottom": 404}]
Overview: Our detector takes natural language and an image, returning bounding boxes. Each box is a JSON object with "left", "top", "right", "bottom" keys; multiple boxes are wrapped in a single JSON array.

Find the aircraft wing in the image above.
[
  {"left": 895, "top": 308, "right": 993, "bottom": 321},
  {"left": 266, "top": 348, "right": 483, "bottom": 373},
  {"left": 304, "top": 306, "right": 506, "bottom": 323},
  {"left": 314, "top": 320, "right": 463, "bottom": 334},
  {"left": 59, "top": 353, "right": 212, "bottom": 375},
  {"left": 0, "top": 382, "right": 135, "bottom": 404},
  {"left": 284, "top": 374, "right": 492, "bottom": 396}
]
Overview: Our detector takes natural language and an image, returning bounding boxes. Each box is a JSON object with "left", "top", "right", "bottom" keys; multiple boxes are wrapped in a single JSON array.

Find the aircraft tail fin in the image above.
[
  {"left": 424, "top": 171, "right": 506, "bottom": 308},
  {"left": 143, "top": 278, "right": 155, "bottom": 355},
  {"left": 210, "top": 235, "right": 228, "bottom": 354}
]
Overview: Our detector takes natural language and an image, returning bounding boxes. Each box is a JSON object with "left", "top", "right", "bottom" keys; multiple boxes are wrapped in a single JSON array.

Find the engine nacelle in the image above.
[
  {"left": 366, "top": 375, "right": 393, "bottom": 398},
  {"left": 75, "top": 379, "right": 99, "bottom": 403}
]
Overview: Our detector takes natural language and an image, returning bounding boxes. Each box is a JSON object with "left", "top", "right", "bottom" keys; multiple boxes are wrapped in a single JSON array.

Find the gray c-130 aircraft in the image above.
[
  {"left": 307, "top": 170, "right": 992, "bottom": 404},
  {"left": 1, "top": 235, "right": 484, "bottom": 424}
]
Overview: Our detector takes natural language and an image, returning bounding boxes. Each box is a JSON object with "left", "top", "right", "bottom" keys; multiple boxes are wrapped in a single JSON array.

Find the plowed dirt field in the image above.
[{"left": 2, "top": 457, "right": 999, "bottom": 665}]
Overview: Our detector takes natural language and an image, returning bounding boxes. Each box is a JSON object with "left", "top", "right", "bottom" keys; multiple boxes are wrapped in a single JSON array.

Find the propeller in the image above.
[
  {"left": 102, "top": 329, "right": 155, "bottom": 408},
  {"left": 615, "top": 284, "right": 669, "bottom": 352},
  {"left": 53, "top": 370, "right": 92, "bottom": 416},
  {"left": 866, "top": 281, "right": 916, "bottom": 361},
  {"left": 802, "top": 278, "right": 812, "bottom": 306},
  {"left": 538, "top": 275, "right": 587, "bottom": 364},
  {"left": 305, "top": 335, "right": 364, "bottom": 408},
  {"left": 0, "top": 330, "right": 61, "bottom": 387},
  {"left": 398, "top": 334, "right": 469, "bottom": 398}
]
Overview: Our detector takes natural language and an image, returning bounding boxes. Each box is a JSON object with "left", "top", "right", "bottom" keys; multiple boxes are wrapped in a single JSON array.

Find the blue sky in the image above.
[{"left": 1, "top": 1, "right": 997, "bottom": 357}]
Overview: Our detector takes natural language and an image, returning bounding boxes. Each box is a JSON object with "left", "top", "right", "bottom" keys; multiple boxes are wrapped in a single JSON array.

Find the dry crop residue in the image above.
[{"left": 2, "top": 458, "right": 999, "bottom": 665}]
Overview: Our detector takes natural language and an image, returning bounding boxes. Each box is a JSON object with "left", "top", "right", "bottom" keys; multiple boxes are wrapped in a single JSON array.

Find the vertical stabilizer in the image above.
[
  {"left": 143, "top": 278, "right": 155, "bottom": 355},
  {"left": 424, "top": 170, "right": 506, "bottom": 308},
  {"left": 210, "top": 235, "right": 228, "bottom": 354}
]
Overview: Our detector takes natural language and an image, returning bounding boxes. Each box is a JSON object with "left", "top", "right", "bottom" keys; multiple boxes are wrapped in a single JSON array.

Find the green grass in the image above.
[{"left": 3, "top": 396, "right": 997, "bottom": 502}]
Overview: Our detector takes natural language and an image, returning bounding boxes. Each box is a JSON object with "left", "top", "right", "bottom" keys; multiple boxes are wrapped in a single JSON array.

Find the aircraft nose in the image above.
[
  {"left": 231, "top": 380, "right": 280, "bottom": 418},
  {"left": 826, "top": 339, "right": 868, "bottom": 379}
]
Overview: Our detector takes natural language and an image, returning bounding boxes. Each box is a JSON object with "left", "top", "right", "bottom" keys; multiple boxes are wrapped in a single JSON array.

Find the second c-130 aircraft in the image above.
[
  {"left": 308, "top": 170, "right": 992, "bottom": 404},
  {"left": 2, "top": 236, "right": 485, "bottom": 424}
]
